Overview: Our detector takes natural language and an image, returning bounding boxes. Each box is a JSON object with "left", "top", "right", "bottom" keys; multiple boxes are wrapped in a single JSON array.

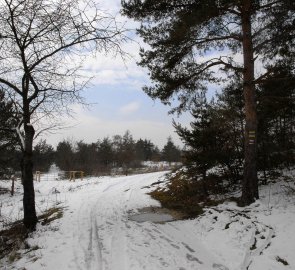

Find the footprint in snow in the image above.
[
  {"left": 212, "top": 263, "right": 229, "bottom": 270},
  {"left": 186, "top": 254, "right": 203, "bottom": 264}
]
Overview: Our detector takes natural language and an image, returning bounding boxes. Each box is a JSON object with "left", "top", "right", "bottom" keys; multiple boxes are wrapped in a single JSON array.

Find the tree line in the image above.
[
  {"left": 0, "top": 128, "right": 182, "bottom": 176},
  {"left": 43, "top": 132, "right": 181, "bottom": 174}
]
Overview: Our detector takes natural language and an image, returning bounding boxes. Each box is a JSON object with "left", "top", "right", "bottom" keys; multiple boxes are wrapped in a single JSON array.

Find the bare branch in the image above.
[
  {"left": 0, "top": 78, "right": 22, "bottom": 95},
  {"left": 0, "top": 0, "right": 126, "bottom": 135}
]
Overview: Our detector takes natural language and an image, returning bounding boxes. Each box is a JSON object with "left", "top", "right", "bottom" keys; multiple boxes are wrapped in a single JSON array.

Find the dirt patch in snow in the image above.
[{"left": 129, "top": 206, "right": 186, "bottom": 223}]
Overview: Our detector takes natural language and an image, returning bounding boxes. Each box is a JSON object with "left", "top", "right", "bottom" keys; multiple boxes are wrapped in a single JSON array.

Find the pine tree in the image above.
[
  {"left": 122, "top": 0, "right": 295, "bottom": 205},
  {"left": 175, "top": 91, "right": 244, "bottom": 193},
  {"left": 174, "top": 96, "right": 217, "bottom": 195},
  {"left": 161, "top": 137, "right": 181, "bottom": 163},
  {"left": 55, "top": 140, "right": 75, "bottom": 171},
  {"left": 33, "top": 140, "right": 55, "bottom": 172},
  {"left": 112, "top": 131, "right": 136, "bottom": 173},
  {"left": 0, "top": 90, "right": 18, "bottom": 175},
  {"left": 75, "top": 141, "right": 98, "bottom": 175},
  {"left": 257, "top": 63, "right": 295, "bottom": 174},
  {"left": 121, "top": 131, "right": 136, "bottom": 171},
  {"left": 97, "top": 137, "right": 115, "bottom": 171},
  {"left": 135, "top": 139, "right": 159, "bottom": 161},
  {"left": 217, "top": 77, "right": 245, "bottom": 176}
]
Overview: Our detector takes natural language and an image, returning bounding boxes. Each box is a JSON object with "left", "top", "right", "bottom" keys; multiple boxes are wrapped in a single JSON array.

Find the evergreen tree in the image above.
[
  {"left": 135, "top": 139, "right": 159, "bottom": 161},
  {"left": 175, "top": 92, "right": 243, "bottom": 193},
  {"left": 75, "top": 141, "right": 98, "bottom": 175},
  {"left": 135, "top": 139, "right": 146, "bottom": 161},
  {"left": 120, "top": 131, "right": 136, "bottom": 172},
  {"left": 55, "top": 139, "right": 75, "bottom": 171},
  {"left": 111, "top": 131, "right": 136, "bottom": 173},
  {"left": 174, "top": 97, "right": 216, "bottom": 195},
  {"left": 0, "top": 90, "right": 19, "bottom": 175},
  {"left": 122, "top": 0, "right": 295, "bottom": 205},
  {"left": 257, "top": 64, "right": 295, "bottom": 175},
  {"left": 216, "top": 77, "right": 245, "bottom": 177},
  {"left": 176, "top": 66, "right": 294, "bottom": 191},
  {"left": 97, "top": 137, "right": 115, "bottom": 171},
  {"left": 33, "top": 140, "right": 55, "bottom": 172},
  {"left": 161, "top": 137, "right": 181, "bottom": 163}
]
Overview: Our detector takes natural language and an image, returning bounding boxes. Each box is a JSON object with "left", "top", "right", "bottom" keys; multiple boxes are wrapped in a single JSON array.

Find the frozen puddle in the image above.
[{"left": 129, "top": 212, "right": 174, "bottom": 223}]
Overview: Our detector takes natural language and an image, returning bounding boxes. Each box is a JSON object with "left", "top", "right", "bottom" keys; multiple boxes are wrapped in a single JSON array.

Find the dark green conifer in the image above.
[{"left": 122, "top": 0, "right": 295, "bottom": 205}]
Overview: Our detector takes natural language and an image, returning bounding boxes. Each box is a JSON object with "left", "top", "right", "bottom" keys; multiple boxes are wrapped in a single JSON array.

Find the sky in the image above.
[{"left": 41, "top": 0, "right": 191, "bottom": 149}]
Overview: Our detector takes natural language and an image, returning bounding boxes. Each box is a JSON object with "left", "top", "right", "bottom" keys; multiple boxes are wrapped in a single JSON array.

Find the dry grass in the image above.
[
  {"left": 39, "top": 207, "right": 63, "bottom": 225},
  {"left": 0, "top": 221, "right": 27, "bottom": 260},
  {"left": 149, "top": 171, "right": 225, "bottom": 218},
  {"left": 0, "top": 206, "right": 64, "bottom": 261}
]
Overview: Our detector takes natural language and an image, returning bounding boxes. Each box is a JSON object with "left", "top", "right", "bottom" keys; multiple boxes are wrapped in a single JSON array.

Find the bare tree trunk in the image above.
[
  {"left": 240, "top": 0, "right": 259, "bottom": 205},
  {"left": 22, "top": 120, "right": 38, "bottom": 230},
  {"left": 0, "top": 0, "right": 125, "bottom": 231}
]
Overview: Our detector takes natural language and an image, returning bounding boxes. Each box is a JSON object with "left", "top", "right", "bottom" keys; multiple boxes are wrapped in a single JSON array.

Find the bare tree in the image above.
[{"left": 0, "top": 0, "right": 126, "bottom": 230}]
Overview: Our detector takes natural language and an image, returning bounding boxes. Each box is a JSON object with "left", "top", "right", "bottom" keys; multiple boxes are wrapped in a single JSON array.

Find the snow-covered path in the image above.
[
  {"left": 2, "top": 172, "right": 227, "bottom": 270},
  {"left": 1, "top": 171, "right": 295, "bottom": 270},
  {"left": 32, "top": 172, "right": 221, "bottom": 270}
]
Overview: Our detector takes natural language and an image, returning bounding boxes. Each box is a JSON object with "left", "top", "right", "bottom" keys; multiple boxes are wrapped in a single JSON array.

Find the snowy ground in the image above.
[{"left": 0, "top": 171, "right": 295, "bottom": 270}]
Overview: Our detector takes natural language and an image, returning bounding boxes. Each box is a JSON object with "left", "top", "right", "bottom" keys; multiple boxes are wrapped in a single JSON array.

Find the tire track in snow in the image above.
[
  {"left": 72, "top": 172, "right": 216, "bottom": 270},
  {"left": 85, "top": 206, "right": 103, "bottom": 270},
  {"left": 74, "top": 175, "right": 139, "bottom": 270},
  {"left": 73, "top": 185, "right": 106, "bottom": 270},
  {"left": 108, "top": 188, "right": 132, "bottom": 270}
]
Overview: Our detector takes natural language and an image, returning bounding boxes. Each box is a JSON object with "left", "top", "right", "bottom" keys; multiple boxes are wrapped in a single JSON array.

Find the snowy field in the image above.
[{"left": 1, "top": 171, "right": 295, "bottom": 270}]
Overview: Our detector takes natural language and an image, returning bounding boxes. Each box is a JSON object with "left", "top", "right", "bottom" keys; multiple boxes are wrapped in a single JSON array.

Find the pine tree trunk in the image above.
[
  {"left": 240, "top": 0, "right": 259, "bottom": 205},
  {"left": 22, "top": 120, "right": 38, "bottom": 230}
]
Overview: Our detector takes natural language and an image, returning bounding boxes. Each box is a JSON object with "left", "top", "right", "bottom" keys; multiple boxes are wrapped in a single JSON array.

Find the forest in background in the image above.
[{"left": 0, "top": 126, "right": 182, "bottom": 177}]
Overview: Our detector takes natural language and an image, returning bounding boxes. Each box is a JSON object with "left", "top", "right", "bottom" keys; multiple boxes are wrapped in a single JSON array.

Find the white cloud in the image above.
[
  {"left": 57, "top": 1, "right": 147, "bottom": 90},
  {"left": 41, "top": 105, "right": 184, "bottom": 148},
  {"left": 35, "top": 1, "right": 187, "bottom": 148},
  {"left": 71, "top": 34, "right": 148, "bottom": 89},
  {"left": 119, "top": 101, "right": 140, "bottom": 115}
]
